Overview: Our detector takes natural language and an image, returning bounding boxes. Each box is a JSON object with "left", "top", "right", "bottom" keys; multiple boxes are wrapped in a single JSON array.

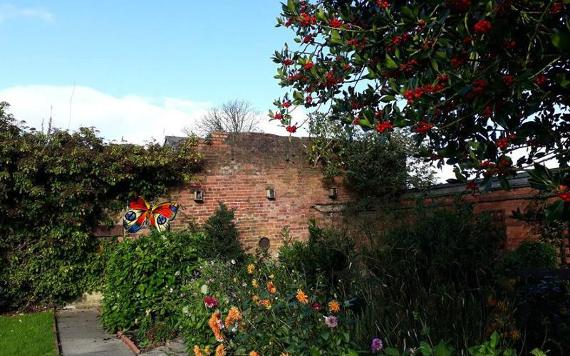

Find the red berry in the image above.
[{"left": 473, "top": 19, "right": 492, "bottom": 34}]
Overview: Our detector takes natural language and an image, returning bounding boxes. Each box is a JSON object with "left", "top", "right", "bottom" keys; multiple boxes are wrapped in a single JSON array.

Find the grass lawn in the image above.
[{"left": 0, "top": 310, "right": 58, "bottom": 356}]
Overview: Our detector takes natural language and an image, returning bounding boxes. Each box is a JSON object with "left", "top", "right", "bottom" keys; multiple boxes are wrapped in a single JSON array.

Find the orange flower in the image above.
[
  {"left": 259, "top": 299, "right": 272, "bottom": 309},
  {"left": 328, "top": 300, "right": 341, "bottom": 313},
  {"left": 267, "top": 281, "right": 277, "bottom": 294},
  {"left": 193, "top": 345, "right": 202, "bottom": 356},
  {"left": 215, "top": 344, "right": 226, "bottom": 356},
  {"left": 249, "top": 352, "right": 260, "bottom": 356},
  {"left": 296, "top": 289, "right": 309, "bottom": 304},
  {"left": 224, "top": 306, "right": 242, "bottom": 328},
  {"left": 208, "top": 311, "right": 224, "bottom": 342}
]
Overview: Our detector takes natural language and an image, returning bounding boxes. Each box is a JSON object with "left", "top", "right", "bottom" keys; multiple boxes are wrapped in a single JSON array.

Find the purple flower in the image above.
[
  {"left": 324, "top": 315, "right": 338, "bottom": 328},
  {"left": 371, "top": 337, "right": 383, "bottom": 353}
]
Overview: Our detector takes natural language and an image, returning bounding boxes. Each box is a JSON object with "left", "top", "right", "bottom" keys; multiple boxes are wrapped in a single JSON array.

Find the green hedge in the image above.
[{"left": 0, "top": 102, "right": 202, "bottom": 311}]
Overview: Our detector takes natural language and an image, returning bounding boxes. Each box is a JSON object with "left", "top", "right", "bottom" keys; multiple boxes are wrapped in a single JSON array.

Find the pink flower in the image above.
[{"left": 324, "top": 315, "right": 338, "bottom": 328}]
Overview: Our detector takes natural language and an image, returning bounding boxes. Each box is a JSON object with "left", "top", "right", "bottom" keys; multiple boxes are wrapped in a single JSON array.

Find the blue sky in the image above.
[{"left": 0, "top": 1, "right": 297, "bottom": 141}]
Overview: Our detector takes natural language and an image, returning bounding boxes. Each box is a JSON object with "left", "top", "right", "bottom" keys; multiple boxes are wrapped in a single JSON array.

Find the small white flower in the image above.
[
  {"left": 175, "top": 270, "right": 180, "bottom": 276},
  {"left": 200, "top": 284, "right": 209, "bottom": 295}
]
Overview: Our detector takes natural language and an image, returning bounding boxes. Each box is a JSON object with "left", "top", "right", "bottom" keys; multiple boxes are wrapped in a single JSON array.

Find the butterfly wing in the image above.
[
  {"left": 150, "top": 202, "right": 179, "bottom": 232},
  {"left": 123, "top": 197, "right": 150, "bottom": 233}
]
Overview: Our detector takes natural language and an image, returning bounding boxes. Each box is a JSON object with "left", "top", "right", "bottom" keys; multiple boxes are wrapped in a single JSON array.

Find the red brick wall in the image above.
[
  {"left": 167, "top": 132, "right": 350, "bottom": 253},
  {"left": 100, "top": 132, "right": 547, "bottom": 253}
]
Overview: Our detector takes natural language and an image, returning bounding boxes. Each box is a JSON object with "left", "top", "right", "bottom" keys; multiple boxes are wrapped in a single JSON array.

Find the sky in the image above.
[{"left": 0, "top": 1, "right": 302, "bottom": 143}]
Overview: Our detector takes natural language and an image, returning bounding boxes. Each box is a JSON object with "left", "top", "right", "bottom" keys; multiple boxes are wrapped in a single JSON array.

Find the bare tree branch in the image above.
[{"left": 191, "top": 99, "right": 262, "bottom": 136}]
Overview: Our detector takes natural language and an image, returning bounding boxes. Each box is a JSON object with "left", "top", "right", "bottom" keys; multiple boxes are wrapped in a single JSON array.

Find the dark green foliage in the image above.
[
  {"left": 500, "top": 241, "right": 557, "bottom": 274},
  {"left": 201, "top": 203, "right": 244, "bottom": 261},
  {"left": 101, "top": 230, "right": 205, "bottom": 348},
  {"left": 0, "top": 102, "right": 202, "bottom": 311},
  {"left": 499, "top": 241, "right": 569, "bottom": 354},
  {"left": 352, "top": 205, "right": 506, "bottom": 351},
  {"left": 278, "top": 221, "right": 355, "bottom": 288}
]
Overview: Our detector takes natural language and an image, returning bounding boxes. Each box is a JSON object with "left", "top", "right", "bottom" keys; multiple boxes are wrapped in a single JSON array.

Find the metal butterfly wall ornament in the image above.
[{"left": 123, "top": 197, "right": 179, "bottom": 233}]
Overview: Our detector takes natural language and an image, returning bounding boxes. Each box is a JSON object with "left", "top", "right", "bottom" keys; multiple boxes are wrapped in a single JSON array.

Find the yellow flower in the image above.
[
  {"left": 193, "top": 345, "right": 202, "bottom": 356},
  {"left": 247, "top": 264, "right": 255, "bottom": 274},
  {"left": 249, "top": 352, "right": 260, "bottom": 356},
  {"left": 259, "top": 299, "right": 272, "bottom": 310},
  {"left": 215, "top": 344, "right": 226, "bottom": 356},
  {"left": 252, "top": 294, "right": 260, "bottom": 305},
  {"left": 296, "top": 289, "right": 309, "bottom": 304},
  {"left": 266, "top": 281, "right": 277, "bottom": 294},
  {"left": 224, "top": 306, "right": 242, "bottom": 328},
  {"left": 204, "top": 346, "right": 211, "bottom": 355},
  {"left": 252, "top": 279, "right": 259, "bottom": 288},
  {"left": 328, "top": 300, "right": 341, "bottom": 313}
]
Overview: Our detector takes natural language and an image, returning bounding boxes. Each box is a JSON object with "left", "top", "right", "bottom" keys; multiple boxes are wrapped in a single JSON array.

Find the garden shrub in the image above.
[
  {"left": 278, "top": 221, "right": 357, "bottom": 296},
  {"left": 101, "top": 230, "right": 205, "bottom": 348},
  {"left": 200, "top": 203, "right": 244, "bottom": 262},
  {"left": 0, "top": 102, "right": 202, "bottom": 311},
  {"left": 352, "top": 204, "right": 507, "bottom": 351},
  {"left": 498, "top": 241, "right": 569, "bottom": 354}
]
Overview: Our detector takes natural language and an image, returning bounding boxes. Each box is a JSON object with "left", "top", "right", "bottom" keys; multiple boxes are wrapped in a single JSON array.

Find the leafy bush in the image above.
[
  {"left": 278, "top": 221, "right": 355, "bottom": 290},
  {"left": 0, "top": 102, "right": 202, "bottom": 311},
  {"left": 101, "top": 230, "right": 205, "bottom": 348},
  {"left": 500, "top": 241, "right": 557, "bottom": 275},
  {"left": 352, "top": 204, "right": 507, "bottom": 351},
  {"left": 200, "top": 203, "right": 244, "bottom": 261}
]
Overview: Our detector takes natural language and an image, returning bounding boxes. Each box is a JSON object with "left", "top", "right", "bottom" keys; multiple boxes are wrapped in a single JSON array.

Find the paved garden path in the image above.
[
  {"left": 56, "top": 308, "right": 187, "bottom": 356},
  {"left": 56, "top": 309, "right": 134, "bottom": 356}
]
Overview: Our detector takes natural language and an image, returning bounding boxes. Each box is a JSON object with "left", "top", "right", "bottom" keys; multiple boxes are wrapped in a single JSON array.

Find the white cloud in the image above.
[
  {"left": 0, "top": 85, "right": 213, "bottom": 144},
  {"left": 0, "top": 4, "right": 54, "bottom": 23}
]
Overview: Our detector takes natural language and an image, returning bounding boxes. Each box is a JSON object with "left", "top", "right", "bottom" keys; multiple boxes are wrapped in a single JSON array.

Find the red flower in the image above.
[
  {"left": 472, "top": 79, "right": 488, "bottom": 95},
  {"left": 283, "top": 58, "right": 294, "bottom": 66},
  {"left": 376, "top": 0, "right": 390, "bottom": 9},
  {"left": 534, "top": 74, "right": 547, "bottom": 87},
  {"left": 375, "top": 120, "right": 394, "bottom": 133},
  {"left": 329, "top": 18, "right": 343, "bottom": 28},
  {"left": 311, "top": 302, "right": 322, "bottom": 311},
  {"left": 303, "top": 35, "right": 314, "bottom": 44},
  {"left": 303, "top": 61, "right": 314, "bottom": 70},
  {"left": 286, "top": 125, "right": 297, "bottom": 133},
  {"left": 502, "top": 75, "right": 514, "bottom": 87},
  {"left": 504, "top": 39, "right": 517, "bottom": 50},
  {"left": 474, "top": 19, "right": 492, "bottom": 34},
  {"left": 204, "top": 296, "right": 218, "bottom": 309},
  {"left": 391, "top": 35, "right": 402, "bottom": 46},
  {"left": 325, "top": 71, "right": 340, "bottom": 86},
  {"left": 559, "top": 192, "right": 570, "bottom": 202},
  {"left": 495, "top": 137, "right": 509, "bottom": 150},
  {"left": 282, "top": 100, "right": 291, "bottom": 108},
  {"left": 450, "top": 56, "right": 465, "bottom": 68},
  {"left": 299, "top": 12, "right": 316, "bottom": 27},
  {"left": 551, "top": 2, "right": 564, "bottom": 14},
  {"left": 415, "top": 121, "right": 434, "bottom": 134}
]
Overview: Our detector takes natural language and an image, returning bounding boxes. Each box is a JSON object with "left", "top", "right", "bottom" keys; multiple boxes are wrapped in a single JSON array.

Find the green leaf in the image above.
[
  {"left": 331, "top": 30, "right": 342, "bottom": 44},
  {"left": 552, "top": 31, "right": 570, "bottom": 54},
  {"left": 287, "top": 0, "right": 296, "bottom": 13},
  {"left": 385, "top": 55, "right": 398, "bottom": 69}
]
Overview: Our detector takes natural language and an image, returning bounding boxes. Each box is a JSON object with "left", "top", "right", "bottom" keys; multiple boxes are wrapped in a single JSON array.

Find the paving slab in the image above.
[
  {"left": 139, "top": 339, "right": 187, "bottom": 356},
  {"left": 56, "top": 309, "right": 133, "bottom": 356}
]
